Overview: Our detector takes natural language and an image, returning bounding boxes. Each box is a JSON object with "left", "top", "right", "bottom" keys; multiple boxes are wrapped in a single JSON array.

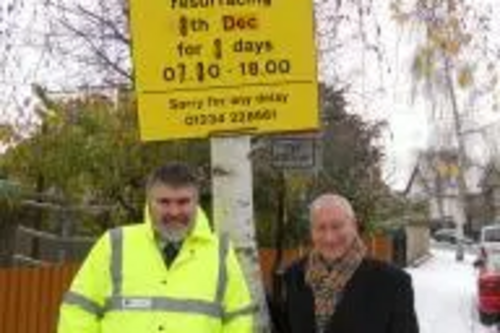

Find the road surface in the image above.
[{"left": 408, "top": 248, "right": 498, "bottom": 333}]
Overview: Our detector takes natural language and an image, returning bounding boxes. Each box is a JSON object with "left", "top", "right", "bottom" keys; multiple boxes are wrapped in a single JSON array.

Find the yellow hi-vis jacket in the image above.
[{"left": 58, "top": 208, "right": 255, "bottom": 333}]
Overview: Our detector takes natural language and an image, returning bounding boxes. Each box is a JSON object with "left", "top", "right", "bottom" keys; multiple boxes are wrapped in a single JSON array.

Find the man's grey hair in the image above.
[
  {"left": 146, "top": 162, "right": 198, "bottom": 192},
  {"left": 310, "top": 193, "right": 356, "bottom": 221}
]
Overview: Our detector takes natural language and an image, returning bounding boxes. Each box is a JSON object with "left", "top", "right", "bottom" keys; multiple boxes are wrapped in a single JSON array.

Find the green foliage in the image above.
[
  {"left": 0, "top": 88, "right": 210, "bottom": 231},
  {"left": 373, "top": 193, "right": 429, "bottom": 230},
  {"left": 1, "top": 85, "right": 389, "bottom": 246},
  {"left": 254, "top": 85, "right": 388, "bottom": 247},
  {"left": 316, "top": 86, "right": 388, "bottom": 230}
]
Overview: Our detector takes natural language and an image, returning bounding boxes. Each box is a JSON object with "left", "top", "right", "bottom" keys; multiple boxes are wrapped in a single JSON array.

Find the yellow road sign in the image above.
[{"left": 129, "top": 0, "right": 318, "bottom": 141}]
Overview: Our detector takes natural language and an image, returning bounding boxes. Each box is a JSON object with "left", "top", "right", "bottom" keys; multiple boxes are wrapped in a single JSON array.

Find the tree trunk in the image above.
[
  {"left": 444, "top": 56, "right": 468, "bottom": 261},
  {"left": 211, "top": 136, "right": 270, "bottom": 332}
]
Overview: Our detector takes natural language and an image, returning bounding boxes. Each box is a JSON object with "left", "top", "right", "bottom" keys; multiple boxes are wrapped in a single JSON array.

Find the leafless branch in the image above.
[
  {"left": 75, "top": 4, "right": 130, "bottom": 46},
  {"left": 56, "top": 17, "right": 132, "bottom": 82}
]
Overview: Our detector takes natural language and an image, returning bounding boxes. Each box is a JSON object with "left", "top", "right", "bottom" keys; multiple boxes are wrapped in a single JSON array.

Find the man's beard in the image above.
[{"left": 156, "top": 217, "right": 194, "bottom": 242}]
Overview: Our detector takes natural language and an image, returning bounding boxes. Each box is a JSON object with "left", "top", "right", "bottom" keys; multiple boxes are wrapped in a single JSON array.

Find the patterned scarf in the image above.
[{"left": 305, "top": 237, "right": 366, "bottom": 332}]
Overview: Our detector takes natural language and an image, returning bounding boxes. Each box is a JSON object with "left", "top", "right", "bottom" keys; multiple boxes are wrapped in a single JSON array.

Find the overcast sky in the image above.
[{"left": 2, "top": 0, "right": 500, "bottom": 190}]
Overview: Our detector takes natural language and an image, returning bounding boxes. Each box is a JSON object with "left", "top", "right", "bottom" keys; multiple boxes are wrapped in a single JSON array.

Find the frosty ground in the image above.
[{"left": 409, "top": 248, "right": 499, "bottom": 333}]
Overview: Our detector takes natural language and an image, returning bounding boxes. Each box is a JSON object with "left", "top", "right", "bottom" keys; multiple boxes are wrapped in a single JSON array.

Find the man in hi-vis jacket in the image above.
[{"left": 58, "top": 162, "right": 254, "bottom": 333}]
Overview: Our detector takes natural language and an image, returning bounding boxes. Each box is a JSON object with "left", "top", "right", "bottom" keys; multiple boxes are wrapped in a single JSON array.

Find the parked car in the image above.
[
  {"left": 476, "top": 250, "right": 500, "bottom": 325},
  {"left": 432, "top": 228, "right": 474, "bottom": 245},
  {"left": 480, "top": 225, "right": 500, "bottom": 257}
]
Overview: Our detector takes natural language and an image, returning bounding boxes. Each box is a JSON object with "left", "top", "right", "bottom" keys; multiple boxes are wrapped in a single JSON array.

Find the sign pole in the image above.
[{"left": 211, "top": 136, "right": 270, "bottom": 332}]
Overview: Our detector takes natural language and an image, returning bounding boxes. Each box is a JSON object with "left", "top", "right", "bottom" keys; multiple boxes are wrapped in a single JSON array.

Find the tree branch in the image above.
[
  {"left": 57, "top": 17, "right": 132, "bottom": 82},
  {"left": 75, "top": 4, "right": 131, "bottom": 46}
]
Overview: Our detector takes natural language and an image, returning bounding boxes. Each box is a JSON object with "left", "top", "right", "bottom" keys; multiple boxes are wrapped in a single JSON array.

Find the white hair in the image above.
[{"left": 310, "top": 194, "right": 356, "bottom": 221}]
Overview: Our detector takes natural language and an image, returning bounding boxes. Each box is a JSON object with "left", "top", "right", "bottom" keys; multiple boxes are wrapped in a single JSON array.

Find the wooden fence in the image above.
[
  {"left": 0, "top": 265, "right": 77, "bottom": 333},
  {"left": 0, "top": 235, "right": 392, "bottom": 333},
  {"left": 259, "top": 234, "right": 393, "bottom": 290}
]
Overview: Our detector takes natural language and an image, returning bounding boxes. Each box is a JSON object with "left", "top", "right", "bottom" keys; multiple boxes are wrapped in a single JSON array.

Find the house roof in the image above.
[
  {"left": 480, "top": 163, "right": 500, "bottom": 188},
  {"left": 405, "top": 153, "right": 469, "bottom": 197},
  {"left": 404, "top": 164, "right": 421, "bottom": 196},
  {"left": 404, "top": 163, "right": 434, "bottom": 198}
]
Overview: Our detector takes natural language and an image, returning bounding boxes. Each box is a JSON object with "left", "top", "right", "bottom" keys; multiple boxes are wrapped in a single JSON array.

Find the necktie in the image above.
[{"left": 163, "top": 242, "right": 181, "bottom": 267}]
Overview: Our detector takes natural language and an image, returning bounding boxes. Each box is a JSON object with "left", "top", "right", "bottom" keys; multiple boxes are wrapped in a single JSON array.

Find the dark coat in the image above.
[{"left": 271, "top": 257, "right": 419, "bottom": 333}]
